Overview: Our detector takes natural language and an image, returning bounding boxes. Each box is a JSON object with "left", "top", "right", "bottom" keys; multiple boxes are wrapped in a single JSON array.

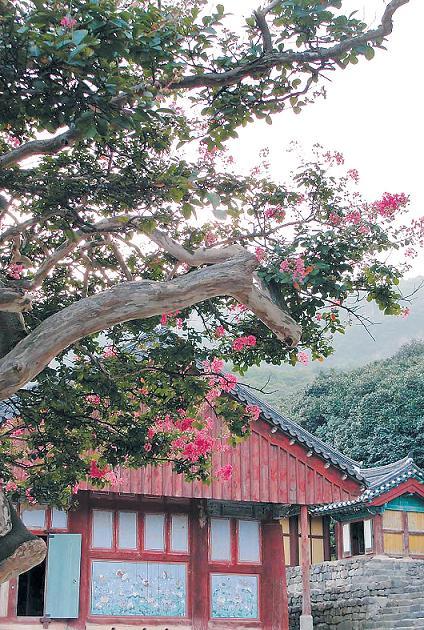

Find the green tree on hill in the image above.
[{"left": 289, "top": 340, "right": 424, "bottom": 467}]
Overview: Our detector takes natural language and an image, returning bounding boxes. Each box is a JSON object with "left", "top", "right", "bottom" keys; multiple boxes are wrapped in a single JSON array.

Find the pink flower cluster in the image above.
[
  {"left": 280, "top": 257, "right": 312, "bottom": 283},
  {"left": 215, "top": 464, "right": 233, "bottom": 481},
  {"left": 103, "top": 346, "right": 117, "bottom": 359},
  {"left": 297, "top": 351, "right": 309, "bottom": 365},
  {"left": 264, "top": 205, "right": 286, "bottom": 222},
  {"left": 324, "top": 151, "right": 344, "bottom": 165},
  {"left": 60, "top": 15, "right": 77, "bottom": 28},
  {"left": 245, "top": 405, "right": 261, "bottom": 422},
  {"left": 204, "top": 231, "right": 217, "bottom": 247},
  {"left": 401, "top": 307, "right": 410, "bottom": 319},
  {"left": 214, "top": 325, "right": 226, "bottom": 338},
  {"left": 5, "top": 135, "right": 20, "bottom": 148},
  {"left": 7, "top": 262, "right": 24, "bottom": 279},
  {"left": 255, "top": 247, "right": 266, "bottom": 262},
  {"left": 202, "top": 358, "right": 238, "bottom": 394},
  {"left": 373, "top": 193, "right": 409, "bottom": 218},
  {"left": 347, "top": 169, "right": 359, "bottom": 183},
  {"left": 232, "top": 335, "right": 256, "bottom": 352},
  {"left": 160, "top": 310, "right": 181, "bottom": 326},
  {"left": 85, "top": 394, "right": 101, "bottom": 405}
]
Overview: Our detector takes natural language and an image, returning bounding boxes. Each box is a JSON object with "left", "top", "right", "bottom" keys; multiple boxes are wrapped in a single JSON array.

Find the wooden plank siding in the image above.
[{"left": 80, "top": 414, "right": 361, "bottom": 504}]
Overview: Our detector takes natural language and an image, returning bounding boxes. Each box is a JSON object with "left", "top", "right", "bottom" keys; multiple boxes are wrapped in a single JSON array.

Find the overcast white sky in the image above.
[{"left": 208, "top": 0, "right": 424, "bottom": 277}]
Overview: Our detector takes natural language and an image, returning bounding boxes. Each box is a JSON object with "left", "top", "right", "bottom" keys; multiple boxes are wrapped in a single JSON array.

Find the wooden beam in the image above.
[
  {"left": 373, "top": 513, "right": 384, "bottom": 555},
  {"left": 300, "top": 506, "right": 312, "bottom": 628},
  {"left": 191, "top": 502, "right": 209, "bottom": 630}
]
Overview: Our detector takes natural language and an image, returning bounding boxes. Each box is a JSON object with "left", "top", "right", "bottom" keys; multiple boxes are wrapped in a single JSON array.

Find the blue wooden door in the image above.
[{"left": 44, "top": 533, "right": 82, "bottom": 618}]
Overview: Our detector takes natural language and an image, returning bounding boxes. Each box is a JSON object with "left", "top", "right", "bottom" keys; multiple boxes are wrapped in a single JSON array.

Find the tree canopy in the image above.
[
  {"left": 288, "top": 340, "right": 424, "bottom": 468},
  {"left": 0, "top": 0, "right": 417, "bottom": 510}
]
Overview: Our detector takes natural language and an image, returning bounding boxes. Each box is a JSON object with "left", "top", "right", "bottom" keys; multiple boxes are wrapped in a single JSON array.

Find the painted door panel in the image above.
[{"left": 44, "top": 533, "right": 82, "bottom": 618}]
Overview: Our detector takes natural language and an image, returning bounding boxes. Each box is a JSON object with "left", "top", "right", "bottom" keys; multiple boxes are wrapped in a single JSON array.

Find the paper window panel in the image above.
[
  {"left": 210, "top": 518, "right": 231, "bottom": 561},
  {"left": 51, "top": 508, "right": 68, "bottom": 529},
  {"left": 383, "top": 532, "right": 403, "bottom": 554},
  {"left": 144, "top": 513, "right": 165, "bottom": 551},
  {"left": 383, "top": 510, "right": 403, "bottom": 530},
  {"left": 311, "top": 538, "right": 324, "bottom": 564},
  {"left": 171, "top": 514, "right": 189, "bottom": 553},
  {"left": 280, "top": 518, "right": 290, "bottom": 535},
  {"left": 408, "top": 511, "right": 424, "bottom": 532},
  {"left": 342, "top": 523, "right": 351, "bottom": 554},
  {"left": 409, "top": 534, "right": 424, "bottom": 555},
  {"left": 283, "top": 535, "right": 291, "bottom": 566},
  {"left": 310, "top": 517, "right": 323, "bottom": 536},
  {"left": 92, "top": 510, "right": 113, "bottom": 548},
  {"left": 118, "top": 512, "right": 137, "bottom": 549},
  {"left": 21, "top": 506, "right": 46, "bottom": 529},
  {"left": 238, "top": 520, "right": 260, "bottom": 563},
  {"left": 364, "top": 519, "right": 373, "bottom": 550}
]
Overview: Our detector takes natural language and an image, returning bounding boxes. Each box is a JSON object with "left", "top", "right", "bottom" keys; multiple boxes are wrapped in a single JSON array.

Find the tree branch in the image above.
[
  {"left": 0, "top": 0, "right": 408, "bottom": 168},
  {"left": 0, "top": 288, "right": 32, "bottom": 313},
  {"left": 0, "top": 253, "right": 301, "bottom": 400}
]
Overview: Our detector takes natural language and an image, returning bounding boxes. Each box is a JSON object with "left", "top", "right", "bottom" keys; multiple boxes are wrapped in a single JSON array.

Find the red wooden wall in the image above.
[{"left": 81, "top": 412, "right": 361, "bottom": 505}]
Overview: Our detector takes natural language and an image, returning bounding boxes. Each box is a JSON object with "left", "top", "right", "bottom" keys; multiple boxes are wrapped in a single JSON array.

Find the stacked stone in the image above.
[{"left": 286, "top": 557, "right": 424, "bottom": 629}]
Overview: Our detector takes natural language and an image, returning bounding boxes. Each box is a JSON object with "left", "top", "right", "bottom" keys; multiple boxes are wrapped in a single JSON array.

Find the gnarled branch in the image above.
[{"left": 0, "top": 253, "right": 301, "bottom": 401}]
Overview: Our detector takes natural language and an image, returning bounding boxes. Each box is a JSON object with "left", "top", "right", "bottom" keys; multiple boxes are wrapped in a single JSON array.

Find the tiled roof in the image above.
[
  {"left": 232, "top": 383, "right": 363, "bottom": 481},
  {"left": 310, "top": 456, "right": 424, "bottom": 515}
]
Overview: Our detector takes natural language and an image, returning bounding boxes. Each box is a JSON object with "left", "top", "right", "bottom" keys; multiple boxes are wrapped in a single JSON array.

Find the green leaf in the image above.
[
  {"left": 206, "top": 191, "right": 221, "bottom": 209},
  {"left": 72, "top": 30, "right": 89, "bottom": 46}
]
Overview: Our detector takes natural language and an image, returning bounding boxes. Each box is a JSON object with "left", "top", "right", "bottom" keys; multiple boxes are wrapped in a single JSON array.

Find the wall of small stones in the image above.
[{"left": 286, "top": 556, "right": 424, "bottom": 629}]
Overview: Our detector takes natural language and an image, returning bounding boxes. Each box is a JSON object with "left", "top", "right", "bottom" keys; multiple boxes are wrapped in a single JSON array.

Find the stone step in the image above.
[{"left": 377, "top": 612, "right": 424, "bottom": 622}]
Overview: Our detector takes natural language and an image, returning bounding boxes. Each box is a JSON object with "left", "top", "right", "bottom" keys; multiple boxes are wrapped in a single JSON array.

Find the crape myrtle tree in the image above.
[{"left": 0, "top": 0, "right": 416, "bottom": 580}]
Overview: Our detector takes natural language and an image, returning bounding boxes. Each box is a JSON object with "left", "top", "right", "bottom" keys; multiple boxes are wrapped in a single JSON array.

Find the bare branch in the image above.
[{"left": 0, "top": 253, "right": 300, "bottom": 400}]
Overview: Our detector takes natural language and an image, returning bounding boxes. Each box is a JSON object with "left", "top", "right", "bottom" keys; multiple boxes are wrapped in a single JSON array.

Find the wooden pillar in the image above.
[
  {"left": 262, "top": 519, "right": 289, "bottom": 630},
  {"left": 300, "top": 506, "right": 313, "bottom": 629},
  {"left": 335, "top": 521, "right": 343, "bottom": 559},
  {"left": 373, "top": 513, "right": 384, "bottom": 555},
  {"left": 68, "top": 491, "right": 90, "bottom": 629},
  {"left": 191, "top": 502, "right": 209, "bottom": 630},
  {"left": 402, "top": 511, "right": 409, "bottom": 555}
]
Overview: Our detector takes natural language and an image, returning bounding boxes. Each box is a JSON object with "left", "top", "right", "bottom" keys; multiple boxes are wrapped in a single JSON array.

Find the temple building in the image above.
[{"left": 0, "top": 385, "right": 423, "bottom": 630}]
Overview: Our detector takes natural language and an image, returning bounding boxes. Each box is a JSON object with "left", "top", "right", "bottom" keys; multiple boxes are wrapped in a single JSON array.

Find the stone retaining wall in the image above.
[{"left": 286, "top": 556, "right": 424, "bottom": 629}]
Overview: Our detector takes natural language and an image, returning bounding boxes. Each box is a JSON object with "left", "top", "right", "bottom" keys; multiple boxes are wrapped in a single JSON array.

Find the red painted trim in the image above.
[{"left": 368, "top": 479, "right": 424, "bottom": 506}]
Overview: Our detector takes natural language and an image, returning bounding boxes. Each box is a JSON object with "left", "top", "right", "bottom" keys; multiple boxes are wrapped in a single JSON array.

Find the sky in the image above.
[{"left": 207, "top": 0, "right": 424, "bottom": 277}]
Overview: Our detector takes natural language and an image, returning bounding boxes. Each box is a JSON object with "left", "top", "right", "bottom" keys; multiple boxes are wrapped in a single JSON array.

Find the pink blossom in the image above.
[
  {"left": 204, "top": 231, "right": 217, "bottom": 247},
  {"left": 232, "top": 335, "right": 256, "bottom": 352},
  {"left": 401, "top": 307, "right": 410, "bottom": 319},
  {"left": 373, "top": 192, "right": 409, "bottom": 218},
  {"left": 324, "top": 151, "right": 344, "bottom": 165},
  {"left": 11, "top": 428, "right": 25, "bottom": 436},
  {"left": 60, "top": 15, "right": 77, "bottom": 28},
  {"left": 5, "top": 481, "right": 18, "bottom": 492},
  {"left": 144, "top": 442, "right": 152, "bottom": 452},
  {"left": 297, "top": 351, "right": 309, "bottom": 365},
  {"left": 315, "top": 313, "right": 322, "bottom": 321},
  {"left": 220, "top": 373, "right": 238, "bottom": 392},
  {"left": 328, "top": 212, "right": 342, "bottom": 226},
  {"left": 264, "top": 205, "right": 285, "bottom": 222},
  {"left": 89, "top": 460, "right": 109, "bottom": 479},
  {"left": 358, "top": 224, "right": 370, "bottom": 235},
  {"left": 25, "top": 488, "right": 36, "bottom": 504},
  {"left": 245, "top": 405, "right": 261, "bottom": 421},
  {"left": 214, "top": 325, "right": 226, "bottom": 338},
  {"left": 175, "top": 317, "right": 183, "bottom": 329},
  {"left": 347, "top": 169, "right": 359, "bottom": 183},
  {"left": 215, "top": 464, "right": 233, "bottom": 481},
  {"left": 72, "top": 483, "right": 80, "bottom": 495},
  {"left": 206, "top": 387, "right": 221, "bottom": 403},
  {"left": 6, "top": 135, "right": 20, "bottom": 148},
  {"left": 85, "top": 394, "right": 101, "bottom": 405},
  {"left": 7, "top": 263, "right": 24, "bottom": 279},
  {"left": 210, "top": 357, "right": 225, "bottom": 373},
  {"left": 160, "top": 313, "right": 168, "bottom": 326},
  {"left": 103, "top": 346, "right": 116, "bottom": 359},
  {"left": 405, "top": 247, "right": 416, "bottom": 258},
  {"left": 345, "top": 210, "right": 361, "bottom": 225},
  {"left": 255, "top": 247, "right": 266, "bottom": 262},
  {"left": 246, "top": 335, "right": 257, "bottom": 347}
]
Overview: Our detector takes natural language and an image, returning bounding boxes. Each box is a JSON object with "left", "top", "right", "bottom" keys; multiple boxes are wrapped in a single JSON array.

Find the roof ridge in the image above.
[{"left": 232, "top": 382, "right": 363, "bottom": 481}]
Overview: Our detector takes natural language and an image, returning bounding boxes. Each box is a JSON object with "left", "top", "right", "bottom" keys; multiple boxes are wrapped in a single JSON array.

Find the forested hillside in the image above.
[
  {"left": 244, "top": 276, "right": 424, "bottom": 407},
  {"left": 286, "top": 341, "right": 424, "bottom": 468}
]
